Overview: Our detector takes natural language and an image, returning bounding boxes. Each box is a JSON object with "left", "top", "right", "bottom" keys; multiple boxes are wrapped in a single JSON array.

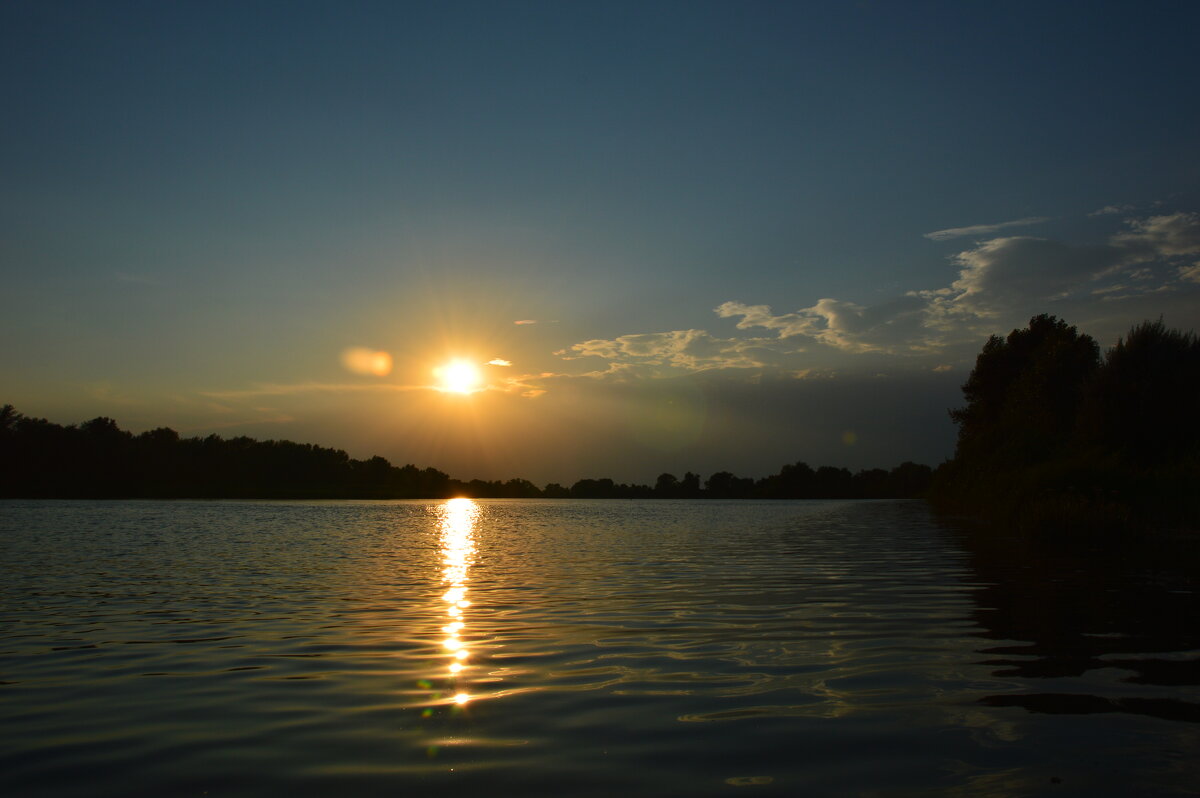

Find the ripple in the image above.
[
  {"left": 725, "top": 776, "right": 774, "bottom": 786},
  {"left": 1, "top": 498, "right": 1198, "bottom": 797}
]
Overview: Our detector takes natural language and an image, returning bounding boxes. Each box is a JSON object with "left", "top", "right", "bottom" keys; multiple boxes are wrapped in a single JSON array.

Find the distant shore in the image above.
[{"left": 1, "top": 404, "right": 932, "bottom": 501}]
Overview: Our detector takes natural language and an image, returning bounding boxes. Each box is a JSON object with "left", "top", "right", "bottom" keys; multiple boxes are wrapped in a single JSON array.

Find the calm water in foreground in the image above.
[{"left": 2, "top": 499, "right": 1198, "bottom": 797}]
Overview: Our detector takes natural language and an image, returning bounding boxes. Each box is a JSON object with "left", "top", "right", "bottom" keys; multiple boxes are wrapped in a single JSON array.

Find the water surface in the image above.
[{"left": 2, "top": 499, "right": 1197, "bottom": 796}]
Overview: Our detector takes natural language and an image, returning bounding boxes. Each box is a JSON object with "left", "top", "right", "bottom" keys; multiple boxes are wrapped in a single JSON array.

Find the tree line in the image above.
[
  {"left": 930, "top": 315, "right": 1200, "bottom": 533},
  {"left": 0, "top": 404, "right": 931, "bottom": 500}
]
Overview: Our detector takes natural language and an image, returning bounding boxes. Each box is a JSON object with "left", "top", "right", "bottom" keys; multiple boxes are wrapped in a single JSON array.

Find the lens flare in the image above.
[{"left": 340, "top": 347, "right": 393, "bottom": 376}]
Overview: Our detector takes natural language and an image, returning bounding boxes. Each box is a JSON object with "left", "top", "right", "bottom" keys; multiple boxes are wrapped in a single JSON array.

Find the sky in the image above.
[{"left": 2, "top": 0, "right": 1198, "bottom": 485}]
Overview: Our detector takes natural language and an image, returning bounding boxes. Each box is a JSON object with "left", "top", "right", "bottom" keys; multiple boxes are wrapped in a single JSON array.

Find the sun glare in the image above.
[{"left": 435, "top": 360, "right": 483, "bottom": 394}]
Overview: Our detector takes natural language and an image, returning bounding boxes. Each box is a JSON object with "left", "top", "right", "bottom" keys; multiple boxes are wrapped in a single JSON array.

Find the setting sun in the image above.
[{"left": 435, "top": 360, "right": 483, "bottom": 394}]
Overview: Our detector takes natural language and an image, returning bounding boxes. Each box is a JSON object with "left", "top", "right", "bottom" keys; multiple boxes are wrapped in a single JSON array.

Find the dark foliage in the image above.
[
  {"left": 0, "top": 409, "right": 453, "bottom": 499},
  {"left": 931, "top": 315, "right": 1200, "bottom": 533},
  {"left": 0, "top": 406, "right": 932, "bottom": 500},
  {"left": 1079, "top": 319, "right": 1200, "bottom": 464},
  {"left": 537, "top": 461, "right": 931, "bottom": 500},
  {"left": 950, "top": 314, "right": 1100, "bottom": 468}
]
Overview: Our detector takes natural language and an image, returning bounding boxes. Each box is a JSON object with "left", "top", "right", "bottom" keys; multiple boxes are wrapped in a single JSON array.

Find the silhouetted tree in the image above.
[
  {"left": 704, "top": 471, "right": 754, "bottom": 499},
  {"left": 569, "top": 478, "right": 612, "bottom": 498},
  {"left": 0, "top": 404, "right": 935, "bottom": 502},
  {"left": 951, "top": 314, "right": 1099, "bottom": 468},
  {"left": 654, "top": 472, "right": 680, "bottom": 498},
  {"left": 500, "top": 478, "right": 542, "bottom": 498},
  {"left": 679, "top": 471, "right": 702, "bottom": 498},
  {"left": 1079, "top": 319, "right": 1200, "bottom": 464},
  {"left": 0, "top": 404, "right": 19, "bottom": 434},
  {"left": 886, "top": 461, "right": 933, "bottom": 498},
  {"left": 852, "top": 468, "right": 889, "bottom": 498},
  {"left": 932, "top": 315, "right": 1199, "bottom": 532},
  {"left": 813, "top": 466, "right": 853, "bottom": 498},
  {"left": 757, "top": 461, "right": 816, "bottom": 498}
]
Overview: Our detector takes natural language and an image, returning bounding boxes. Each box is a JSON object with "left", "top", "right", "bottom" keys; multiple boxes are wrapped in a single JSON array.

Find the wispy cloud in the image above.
[
  {"left": 202, "top": 383, "right": 428, "bottom": 399},
  {"left": 716, "top": 295, "right": 932, "bottom": 354},
  {"left": 923, "top": 216, "right": 1050, "bottom": 241},
  {"left": 939, "top": 236, "right": 1131, "bottom": 315},
  {"left": 933, "top": 213, "right": 1198, "bottom": 317},
  {"left": 1112, "top": 211, "right": 1200, "bottom": 257},
  {"left": 561, "top": 328, "right": 799, "bottom": 374},
  {"left": 565, "top": 211, "right": 1200, "bottom": 376},
  {"left": 205, "top": 366, "right": 540, "bottom": 404},
  {"left": 1089, "top": 204, "right": 1134, "bottom": 216}
]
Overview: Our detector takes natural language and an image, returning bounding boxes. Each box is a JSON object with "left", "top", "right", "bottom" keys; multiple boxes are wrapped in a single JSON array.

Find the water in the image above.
[{"left": 1, "top": 499, "right": 1197, "bottom": 796}]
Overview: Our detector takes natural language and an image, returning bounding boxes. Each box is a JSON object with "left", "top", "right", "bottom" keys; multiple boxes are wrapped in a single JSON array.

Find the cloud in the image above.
[
  {"left": 488, "top": 359, "right": 512, "bottom": 366},
  {"left": 941, "top": 236, "right": 1131, "bottom": 315},
  {"left": 1089, "top": 204, "right": 1134, "bottom": 216},
  {"left": 714, "top": 301, "right": 812, "bottom": 337},
  {"left": 1112, "top": 212, "right": 1200, "bottom": 258},
  {"left": 202, "top": 382, "right": 426, "bottom": 399},
  {"left": 563, "top": 211, "right": 1200, "bottom": 377},
  {"left": 563, "top": 328, "right": 800, "bottom": 374},
  {"left": 929, "top": 213, "right": 1200, "bottom": 318},
  {"left": 717, "top": 295, "right": 932, "bottom": 353},
  {"left": 514, "top": 319, "right": 538, "bottom": 325},
  {"left": 923, "top": 216, "right": 1050, "bottom": 241}
]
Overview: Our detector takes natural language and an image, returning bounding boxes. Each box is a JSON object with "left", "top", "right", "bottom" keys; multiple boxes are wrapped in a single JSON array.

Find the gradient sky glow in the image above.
[{"left": 3, "top": 1, "right": 1199, "bottom": 484}]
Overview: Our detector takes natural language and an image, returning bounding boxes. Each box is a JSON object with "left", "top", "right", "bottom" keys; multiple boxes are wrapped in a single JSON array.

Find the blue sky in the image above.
[{"left": 3, "top": 1, "right": 1198, "bottom": 484}]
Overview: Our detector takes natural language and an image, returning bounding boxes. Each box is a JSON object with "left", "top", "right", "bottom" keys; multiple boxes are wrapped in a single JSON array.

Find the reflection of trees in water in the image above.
[{"left": 957, "top": 525, "right": 1200, "bottom": 722}]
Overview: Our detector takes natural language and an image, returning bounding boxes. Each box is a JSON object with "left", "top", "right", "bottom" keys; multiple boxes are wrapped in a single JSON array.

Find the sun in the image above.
[{"left": 435, "top": 360, "right": 483, "bottom": 394}]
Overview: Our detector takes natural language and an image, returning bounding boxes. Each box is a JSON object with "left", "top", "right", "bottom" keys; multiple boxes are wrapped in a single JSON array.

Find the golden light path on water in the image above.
[{"left": 438, "top": 498, "right": 478, "bottom": 706}]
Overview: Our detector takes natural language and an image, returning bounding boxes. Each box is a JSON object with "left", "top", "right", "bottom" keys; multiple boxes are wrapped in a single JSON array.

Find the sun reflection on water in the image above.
[{"left": 437, "top": 497, "right": 479, "bottom": 706}]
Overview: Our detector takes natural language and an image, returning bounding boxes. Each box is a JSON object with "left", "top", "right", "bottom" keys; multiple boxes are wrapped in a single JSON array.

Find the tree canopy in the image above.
[
  {"left": 0, "top": 405, "right": 932, "bottom": 501},
  {"left": 932, "top": 315, "right": 1200, "bottom": 533}
]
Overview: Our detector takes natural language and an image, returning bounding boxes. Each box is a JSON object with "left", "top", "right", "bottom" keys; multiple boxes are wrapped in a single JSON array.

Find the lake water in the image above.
[{"left": 2, "top": 499, "right": 1198, "bottom": 796}]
